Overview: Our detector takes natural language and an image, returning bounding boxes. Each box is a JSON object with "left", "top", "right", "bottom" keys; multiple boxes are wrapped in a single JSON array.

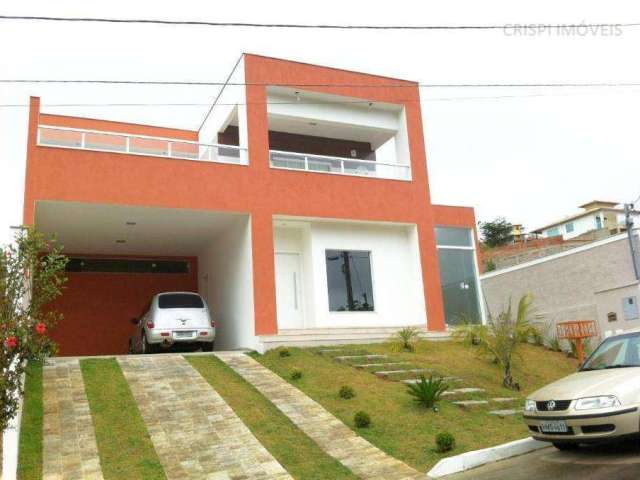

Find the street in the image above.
[{"left": 446, "top": 439, "right": 640, "bottom": 479}]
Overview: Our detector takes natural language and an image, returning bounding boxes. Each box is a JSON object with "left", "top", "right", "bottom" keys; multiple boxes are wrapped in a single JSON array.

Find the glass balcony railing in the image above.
[
  {"left": 37, "top": 125, "right": 248, "bottom": 165},
  {"left": 269, "top": 150, "right": 411, "bottom": 181}
]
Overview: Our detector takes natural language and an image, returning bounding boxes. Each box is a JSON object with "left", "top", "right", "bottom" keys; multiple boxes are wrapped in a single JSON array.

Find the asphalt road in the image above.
[{"left": 446, "top": 439, "right": 640, "bottom": 479}]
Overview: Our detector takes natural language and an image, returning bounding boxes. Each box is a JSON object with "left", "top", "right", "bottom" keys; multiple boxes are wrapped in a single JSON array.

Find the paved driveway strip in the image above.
[
  {"left": 118, "top": 355, "right": 292, "bottom": 480},
  {"left": 215, "top": 352, "right": 423, "bottom": 480},
  {"left": 42, "top": 358, "right": 104, "bottom": 480}
]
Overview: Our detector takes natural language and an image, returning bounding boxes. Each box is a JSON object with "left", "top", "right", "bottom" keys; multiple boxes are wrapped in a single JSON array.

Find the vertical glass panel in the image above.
[
  {"left": 84, "top": 132, "right": 127, "bottom": 152},
  {"left": 438, "top": 249, "right": 480, "bottom": 325},
  {"left": 436, "top": 227, "right": 473, "bottom": 247},
  {"left": 325, "top": 250, "right": 374, "bottom": 312}
]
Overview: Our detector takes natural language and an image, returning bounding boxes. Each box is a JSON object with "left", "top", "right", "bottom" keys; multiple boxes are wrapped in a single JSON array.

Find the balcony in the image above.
[
  {"left": 37, "top": 125, "right": 248, "bottom": 165},
  {"left": 269, "top": 150, "right": 411, "bottom": 181}
]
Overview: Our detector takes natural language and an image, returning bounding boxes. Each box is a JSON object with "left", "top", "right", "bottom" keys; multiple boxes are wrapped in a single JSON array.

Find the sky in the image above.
[{"left": 2, "top": 0, "right": 640, "bottom": 245}]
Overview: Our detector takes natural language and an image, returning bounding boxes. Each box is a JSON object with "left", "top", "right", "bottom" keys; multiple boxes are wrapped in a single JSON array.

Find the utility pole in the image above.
[{"left": 624, "top": 203, "right": 640, "bottom": 280}]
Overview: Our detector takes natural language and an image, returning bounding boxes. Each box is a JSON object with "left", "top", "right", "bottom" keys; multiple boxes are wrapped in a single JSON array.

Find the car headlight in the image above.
[
  {"left": 524, "top": 399, "right": 536, "bottom": 412},
  {"left": 574, "top": 396, "right": 621, "bottom": 410}
]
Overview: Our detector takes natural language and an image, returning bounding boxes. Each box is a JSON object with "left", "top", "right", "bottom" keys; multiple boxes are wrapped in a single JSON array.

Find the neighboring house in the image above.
[
  {"left": 532, "top": 200, "right": 639, "bottom": 240},
  {"left": 481, "top": 231, "right": 640, "bottom": 341},
  {"left": 511, "top": 223, "right": 525, "bottom": 242},
  {"left": 23, "top": 54, "right": 482, "bottom": 356}
]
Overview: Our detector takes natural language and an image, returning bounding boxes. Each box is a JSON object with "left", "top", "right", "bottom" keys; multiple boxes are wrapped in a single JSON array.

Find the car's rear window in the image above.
[{"left": 158, "top": 294, "right": 204, "bottom": 309}]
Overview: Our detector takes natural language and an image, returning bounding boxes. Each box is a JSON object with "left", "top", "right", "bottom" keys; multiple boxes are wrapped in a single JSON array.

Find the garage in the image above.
[{"left": 35, "top": 201, "right": 254, "bottom": 356}]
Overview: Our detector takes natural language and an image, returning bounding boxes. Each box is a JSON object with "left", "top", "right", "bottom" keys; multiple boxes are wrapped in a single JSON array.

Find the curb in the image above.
[{"left": 427, "top": 437, "right": 549, "bottom": 478}]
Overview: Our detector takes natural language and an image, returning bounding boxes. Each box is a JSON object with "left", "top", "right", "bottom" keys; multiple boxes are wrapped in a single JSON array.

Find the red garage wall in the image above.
[{"left": 48, "top": 256, "right": 198, "bottom": 356}]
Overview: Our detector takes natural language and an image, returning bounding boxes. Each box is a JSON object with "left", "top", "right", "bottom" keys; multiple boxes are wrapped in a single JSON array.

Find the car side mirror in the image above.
[{"left": 130, "top": 317, "right": 139, "bottom": 325}]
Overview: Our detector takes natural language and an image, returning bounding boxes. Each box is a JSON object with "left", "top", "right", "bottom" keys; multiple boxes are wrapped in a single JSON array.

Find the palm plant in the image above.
[
  {"left": 453, "top": 293, "right": 537, "bottom": 390},
  {"left": 390, "top": 326, "right": 421, "bottom": 352},
  {"left": 406, "top": 375, "right": 449, "bottom": 408}
]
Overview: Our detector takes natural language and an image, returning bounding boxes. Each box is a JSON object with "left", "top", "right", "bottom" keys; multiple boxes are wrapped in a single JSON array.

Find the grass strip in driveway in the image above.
[
  {"left": 80, "top": 358, "right": 166, "bottom": 480},
  {"left": 17, "top": 361, "right": 43, "bottom": 480},
  {"left": 187, "top": 355, "right": 358, "bottom": 480}
]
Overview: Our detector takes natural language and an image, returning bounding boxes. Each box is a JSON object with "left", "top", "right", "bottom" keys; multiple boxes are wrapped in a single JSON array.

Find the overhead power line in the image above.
[
  {"left": 0, "top": 15, "right": 638, "bottom": 30},
  {"left": 3, "top": 79, "right": 640, "bottom": 88}
]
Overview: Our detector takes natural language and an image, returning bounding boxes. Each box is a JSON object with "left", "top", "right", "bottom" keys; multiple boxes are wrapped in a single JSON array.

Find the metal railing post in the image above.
[
  {"left": 167, "top": 141, "right": 172, "bottom": 157},
  {"left": 80, "top": 132, "right": 86, "bottom": 148},
  {"left": 304, "top": 156, "right": 309, "bottom": 171},
  {"left": 125, "top": 136, "right": 130, "bottom": 153}
]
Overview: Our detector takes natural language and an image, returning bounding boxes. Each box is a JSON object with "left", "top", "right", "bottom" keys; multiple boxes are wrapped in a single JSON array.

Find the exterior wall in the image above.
[
  {"left": 274, "top": 220, "right": 426, "bottom": 329},
  {"left": 198, "top": 217, "right": 256, "bottom": 350},
  {"left": 595, "top": 283, "right": 640, "bottom": 335},
  {"left": 23, "top": 54, "right": 479, "bottom": 341},
  {"left": 481, "top": 235, "right": 637, "bottom": 337},
  {"left": 48, "top": 256, "right": 198, "bottom": 356}
]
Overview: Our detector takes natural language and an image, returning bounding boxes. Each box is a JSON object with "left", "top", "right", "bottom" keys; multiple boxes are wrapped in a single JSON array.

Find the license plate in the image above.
[
  {"left": 174, "top": 331, "right": 195, "bottom": 339},
  {"left": 540, "top": 420, "right": 568, "bottom": 433}
]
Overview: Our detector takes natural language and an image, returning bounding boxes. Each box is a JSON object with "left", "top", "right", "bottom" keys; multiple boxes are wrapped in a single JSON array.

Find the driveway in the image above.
[{"left": 447, "top": 440, "right": 640, "bottom": 479}]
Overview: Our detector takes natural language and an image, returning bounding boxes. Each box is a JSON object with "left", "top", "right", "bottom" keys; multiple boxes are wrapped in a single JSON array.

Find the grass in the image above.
[
  {"left": 17, "top": 361, "right": 43, "bottom": 480},
  {"left": 252, "top": 340, "right": 579, "bottom": 472},
  {"left": 80, "top": 358, "right": 166, "bottom": 480},
  {"left": 187, "top": 355, "right": 357, "bottom": 480}
]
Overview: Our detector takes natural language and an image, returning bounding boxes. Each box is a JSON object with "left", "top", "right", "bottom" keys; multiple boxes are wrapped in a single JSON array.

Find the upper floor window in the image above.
[
  {"left": 325, "top": 250, "right": 374, "bottom": 312},
  {"left": 546, "top": 227, "right": 561, "bottom": 237},
  {"left": 565, "top": 222, "right": 575, "bottom": 233}
]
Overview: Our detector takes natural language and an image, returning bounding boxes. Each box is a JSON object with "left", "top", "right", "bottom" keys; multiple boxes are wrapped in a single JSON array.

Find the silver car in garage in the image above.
[{"left": 129, "top": 292, "right": 215, "bottom": 353}]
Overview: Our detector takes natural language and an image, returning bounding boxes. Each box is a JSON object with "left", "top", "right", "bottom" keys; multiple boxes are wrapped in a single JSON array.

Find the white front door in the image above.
[{"left": 275, "top": 253, "right": 304, "bottom": 329}]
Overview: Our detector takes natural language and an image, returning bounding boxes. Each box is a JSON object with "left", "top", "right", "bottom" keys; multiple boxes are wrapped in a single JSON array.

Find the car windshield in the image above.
[
  {"left": 581, "top": 332, "right": 640, "bottom": 371},
  {"left": 158, "top": 293, "right": 204, "bottom": 309}
]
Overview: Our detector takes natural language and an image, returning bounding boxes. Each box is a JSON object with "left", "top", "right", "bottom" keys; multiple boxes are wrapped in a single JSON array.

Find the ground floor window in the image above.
[
  {"left": 436, "top": 227, "right": 481, "bottom": 325},
  {"left": 325, "top": 250, "right": 374, "bottom": 312}
]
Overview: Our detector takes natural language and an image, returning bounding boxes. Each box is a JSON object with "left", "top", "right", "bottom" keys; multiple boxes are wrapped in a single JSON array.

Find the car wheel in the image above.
[
  {"left": 552, "top": 442, "right": 579, "bottom": 451},
  {"left": 202, "top": 341, "right": 214, "bottom": 352},
  {"left": 142, "top": 335, "right": 155, "bottom": 354}
]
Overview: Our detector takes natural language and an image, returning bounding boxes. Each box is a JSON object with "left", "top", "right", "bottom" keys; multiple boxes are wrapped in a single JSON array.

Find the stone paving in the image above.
[
  {"left": 118, "top": 355, "right": 292, "bottom": 480},
  {"left": 216, "top": 351, "right": 424, "bottom": 480},
  {"left": 42, "top": 358, "right": 104, "bottom": 480}
]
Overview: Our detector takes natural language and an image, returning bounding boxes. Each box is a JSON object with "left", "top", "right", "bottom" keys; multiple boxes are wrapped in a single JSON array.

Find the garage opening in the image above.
[{"left": 35, "top": 201, "right": 254, "bottom": 356}]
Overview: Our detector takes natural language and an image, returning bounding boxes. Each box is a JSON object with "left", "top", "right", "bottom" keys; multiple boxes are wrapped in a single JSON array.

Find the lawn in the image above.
[
  {"left": 80, "top": 359, "right": 166, "bottom": 480},
  {"left": 17, "top": 362, "right": 43, "bottom": 480},
  {"left": 252, "top": 340, "right": 578, "bottom": 472},
  {"left": 188, "top": 355, "right": 357, "bottom": 480}
]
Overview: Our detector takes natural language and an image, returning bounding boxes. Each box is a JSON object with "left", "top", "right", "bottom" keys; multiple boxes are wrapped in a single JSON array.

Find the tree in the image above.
[
  {"left": 1, "top": 227, "right": 67, "bottom": 432},
  {"left": 479, "top": 217, "right": 514, "bottom": 248},
  {"left": 453, "top": 293, "right": 539, "bottom": 389}
]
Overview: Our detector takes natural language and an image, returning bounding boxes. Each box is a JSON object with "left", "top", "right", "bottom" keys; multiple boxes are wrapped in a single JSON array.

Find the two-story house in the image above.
[
  {"left": 531, "top": 200, "right": 639, "bottom": 241},
  {"left": 23, "top": 54, "right": 482, "bottom": 356}
]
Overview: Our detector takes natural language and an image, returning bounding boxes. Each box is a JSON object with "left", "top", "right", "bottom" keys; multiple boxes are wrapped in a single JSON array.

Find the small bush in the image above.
[
  {"left": 435, "top": 432, "right": 455, "bottom": 453},
  {"left": 278, "top": 348, "right": 291, "bottom": 358},
  {"left": 354, "top": 411, "right": 371, "bottom": 428},
  {"left": 339, "top": 385, "right": 355, "bottom": 399},
  {"left": 290, "top": 369, "right": 302, "bottom": 380},
  {"left": 390, "top": 326, "right": 420, "bottom": 352},
  {"left": 406, "top": 375, "right": 448, "bottom": 409}
]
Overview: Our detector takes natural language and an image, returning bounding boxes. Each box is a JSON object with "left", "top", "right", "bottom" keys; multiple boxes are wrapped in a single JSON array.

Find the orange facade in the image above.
[{"left": 23, "top": 54, "right": 477, "bottom": 349}]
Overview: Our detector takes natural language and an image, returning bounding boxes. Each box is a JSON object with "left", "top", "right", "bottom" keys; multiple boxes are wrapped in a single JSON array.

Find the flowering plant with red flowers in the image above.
[{"left": 1, "top": 227, "right": 67, "bottom": 432}]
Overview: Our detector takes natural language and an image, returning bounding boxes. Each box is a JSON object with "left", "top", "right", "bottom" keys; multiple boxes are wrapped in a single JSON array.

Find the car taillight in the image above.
[
  {"left": 146, "top": 320, "right": 155, "bottom": 329},
  {"left": 210, "top": 320, "right": 216, "bottom": 328}
]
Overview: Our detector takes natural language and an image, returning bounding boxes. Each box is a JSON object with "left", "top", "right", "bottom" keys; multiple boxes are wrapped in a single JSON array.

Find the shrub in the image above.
[
  {"left": 390, "top": 326, "right": 420, "bottom": 352},
  {"left": 339, "top": 385, "right": 355, "bottom": 399},
  {"left": 435, "top": 432, "right": 456, "bottom": 453},
  {"left": 354, "top": 411, "right": 371, "bottom": 428},
  {"left": 453, "top": 294, "right": 538, "bottom": 389},
  {"left": 485, "top": 259, "right": 496, "bottom": 272},
  {"left": 547, "top": 335, "right": 562, "bottom": 352},
  {"left": 278, "top": 348, "right": 291, "bottom": 358},
  {"left": 406, "top": 375, "right": 448, "bottom": 409},
  {"left": 290, "top": 368, "right": 303, "bottom": 380}
]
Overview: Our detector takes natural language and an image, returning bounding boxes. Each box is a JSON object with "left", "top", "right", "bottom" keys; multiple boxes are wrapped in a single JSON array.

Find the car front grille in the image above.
[{"left": 536, "top": 400, "right": 572, "bottom": 411}]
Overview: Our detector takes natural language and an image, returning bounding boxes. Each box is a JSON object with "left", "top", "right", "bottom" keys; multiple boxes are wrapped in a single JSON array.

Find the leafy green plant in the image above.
[
  {"left": 479, "top": 217, "right": 514, "bottom": 248},
  {"left": 406, "top": 375, "right": 448, "bottom": 409},
  {"left": 435, "top": 432, "right": 456, "bottom": 453},
  {"left": 278, "top": 347, "right": 291, "bottom": 358},
  {"left": 290, "top": 368, "right": 302, "bottom": 380},
  {"left": 547, "top": 335, "right": 562, "bottom": 352},
  {"left": 1, "top": 227, "right": 68, "bottom": 432},
  {"left": 484, "top": 259, "right": 497, "bottom": 272},
  {"left": 453, "top": 294, "right": 537, "bottom": 390},
  {"left": 339, "top": 385, "right": 355, "bottom": 399},
  {"left": 354, "top": 411, "right": 371, "bottom": 428},
  {"left": 390, "top": 326, "right": 421, "bottom": 352}
]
